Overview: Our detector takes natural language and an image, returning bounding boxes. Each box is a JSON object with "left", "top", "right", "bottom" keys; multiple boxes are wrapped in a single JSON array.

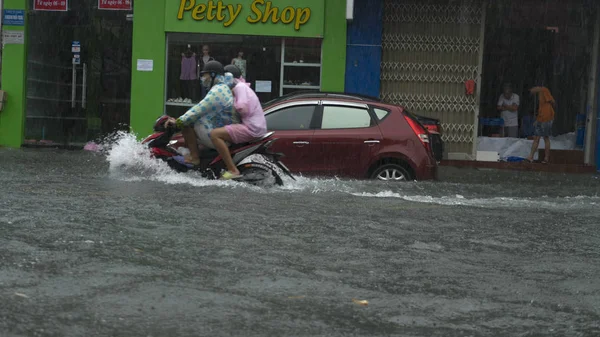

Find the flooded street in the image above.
[{"left": 1, "top": 135, "right": 600, "bottom": 336}]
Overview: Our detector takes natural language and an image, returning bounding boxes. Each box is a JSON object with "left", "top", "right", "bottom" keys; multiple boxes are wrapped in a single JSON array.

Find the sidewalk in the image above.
[{"left": 440, "top": 160, "right": 596, "bottom": 175}]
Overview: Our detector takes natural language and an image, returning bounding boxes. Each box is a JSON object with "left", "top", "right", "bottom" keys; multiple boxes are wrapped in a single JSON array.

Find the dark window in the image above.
[{"left": 266, "top": 105, "right": 316, "bottom": 130}]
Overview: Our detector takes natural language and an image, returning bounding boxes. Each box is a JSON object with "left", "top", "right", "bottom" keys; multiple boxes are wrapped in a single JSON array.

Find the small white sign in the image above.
[
  {"left": 346, "top": 0, "right": 354, "bottom": 20},
  {"left": 136, "top": 59, "right": 153, "bottom": 72},
  {"left": 72, "top": 46, "right": 81, "bottom": 53},
  {"left": 255, "top": 80, "right": 272, "bottom": 93},
  {"left": 2, "top": 30, "right": 25, "bottom": 45}
]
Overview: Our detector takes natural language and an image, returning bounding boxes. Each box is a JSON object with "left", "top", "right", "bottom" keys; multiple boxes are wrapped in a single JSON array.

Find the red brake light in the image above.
[
  {"left": 403, "top": 114, "right": 431, "bottom": 152},
  {"left": 424, "top": 124, "right": 441, "bottom": 133}
]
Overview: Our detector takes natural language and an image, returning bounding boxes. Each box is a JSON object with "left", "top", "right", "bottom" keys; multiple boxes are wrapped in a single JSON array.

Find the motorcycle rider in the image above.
[
  {"left": 165, "top": 60, "right": 240, "bottom": 168},
  {"left": 210, "top": 64, "right": 268, "bottom": 180}
]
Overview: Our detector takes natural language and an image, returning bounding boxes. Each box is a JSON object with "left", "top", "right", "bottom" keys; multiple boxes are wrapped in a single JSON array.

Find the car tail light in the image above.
[
  {"left": 403, "top": 114, "right": 431, "bottom": 153},
  {"left": 423, "top": 124, "right": 437, "bottom": 133},
  {"left": 422, "top": 123, "right": 442, "bottom": 134}
]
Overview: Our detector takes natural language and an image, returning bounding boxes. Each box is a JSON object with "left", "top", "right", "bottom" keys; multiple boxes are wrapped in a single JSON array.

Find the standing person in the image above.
[
  {"left": 526, "top": 86, "right": 556, "bottom": 163},
  {"left": 198, "top": 45, "right": 215, "bottom": 100},
  {"left": 497, "top": 83, "right": 520, "bottom": 138}
]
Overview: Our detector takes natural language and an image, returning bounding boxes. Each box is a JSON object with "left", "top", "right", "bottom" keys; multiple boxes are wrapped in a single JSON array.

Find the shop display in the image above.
[
  {"left": 164, "top": 34, "right": 322, "bottom": 116},
  {"left": 231, "top": 51, "right": 247, "bottom": 79},
  {"left": 180, "top": 44, "right": 198, "bottom": 101},
  {"left": 280, "top": 38, "right": 321, "bottom": 92},
  {"left": 167, "top": 97, "right": 194, "bottom": 104}
]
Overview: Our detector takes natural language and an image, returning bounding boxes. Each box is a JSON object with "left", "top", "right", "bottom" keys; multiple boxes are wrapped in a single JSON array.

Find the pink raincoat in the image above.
[{"left": 225, "top": 78, "right": 267, "bottom": 144}]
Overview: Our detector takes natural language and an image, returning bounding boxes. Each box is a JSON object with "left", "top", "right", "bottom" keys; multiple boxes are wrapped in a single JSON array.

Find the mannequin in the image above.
[
  {"left": 180, "top": 44, "right": 197, "bottom": 101},
  {"left": 198, "top": 44, "right": 215, "bottom": 99},
  {"left": 231, "top": 51, "right": 247, "bottom": 80},
  {"left": 198, "top": 45, "right": 214, "bottom": 70}
]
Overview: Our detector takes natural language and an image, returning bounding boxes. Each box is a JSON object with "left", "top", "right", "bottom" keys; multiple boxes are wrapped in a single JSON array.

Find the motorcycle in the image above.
[{"left": 141, "top": 116, "right": 295, "bottom": 186}]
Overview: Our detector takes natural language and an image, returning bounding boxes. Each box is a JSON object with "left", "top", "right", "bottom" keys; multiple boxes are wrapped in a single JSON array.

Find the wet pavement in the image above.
[{"left": 1, "top": 135, "right": 600, "bottom": 336}]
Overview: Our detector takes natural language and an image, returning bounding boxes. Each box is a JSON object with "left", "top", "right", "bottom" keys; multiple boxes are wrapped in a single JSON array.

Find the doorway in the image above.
[
  {"left": 480, "top": 0, "right": 596, "bottom": 137},
  {"left": 480, "top": 27, "right": 555, "bottom": 134},
  {"left": 24, "top": 1, "right": 133, "bottom": 146}
]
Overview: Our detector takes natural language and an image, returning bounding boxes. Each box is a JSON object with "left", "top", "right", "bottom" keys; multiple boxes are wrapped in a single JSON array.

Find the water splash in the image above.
[
  {"left": 102, "top": 131, "right": 361, "bottom": 193},
  {"left": 103, "top": 131, "right": 236, "bottom": 188},
  {"left": 101, "top": 132, "right": 600, "bottom": 211},
  {"left": 351, "top": 191, "right": 599, "bottom": 210}
]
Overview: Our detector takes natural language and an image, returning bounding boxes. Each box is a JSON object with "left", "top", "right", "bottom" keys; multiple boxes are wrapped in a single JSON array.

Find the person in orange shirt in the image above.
[{"left": 526, "top": 86, "right": 556, "bottom": 163}]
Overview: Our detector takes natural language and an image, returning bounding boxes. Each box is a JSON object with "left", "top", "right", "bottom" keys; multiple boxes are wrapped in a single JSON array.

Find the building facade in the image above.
[
  {"left": 2, "top": 0, "right": 600, "bottom": 170},
  {"left": 0, "top": 0, "right": 347, "bottom": 146},
  {"left": 345, "top": 0, "right": 600, "bottom": 168}
]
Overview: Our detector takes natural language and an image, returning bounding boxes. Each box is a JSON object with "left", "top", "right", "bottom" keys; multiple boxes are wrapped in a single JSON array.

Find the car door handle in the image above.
[
  {"left": 293, "top": 141, "right": 310, "bottom": 145},
  {"left": 364, "top": 140, "right": 380, "bottom": 144}
]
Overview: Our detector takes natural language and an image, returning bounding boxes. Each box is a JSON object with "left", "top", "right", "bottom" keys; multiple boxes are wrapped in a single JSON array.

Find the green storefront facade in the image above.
[{"left": 0, "top": 0, "right": 347, "bottom": 147}]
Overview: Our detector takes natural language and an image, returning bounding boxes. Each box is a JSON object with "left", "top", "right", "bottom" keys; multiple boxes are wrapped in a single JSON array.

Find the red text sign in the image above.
[
  {"left": 98, "top": 0, "right": 132, "bottom": 10},
  {"left": 33, "top": 0, "right": 68, "bottom": 11}
]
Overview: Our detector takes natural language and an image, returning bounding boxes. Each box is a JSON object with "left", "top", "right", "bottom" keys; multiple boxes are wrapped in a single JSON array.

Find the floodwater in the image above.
[{"left": 1, "top": 132, "right": 599, "bottom": 337}]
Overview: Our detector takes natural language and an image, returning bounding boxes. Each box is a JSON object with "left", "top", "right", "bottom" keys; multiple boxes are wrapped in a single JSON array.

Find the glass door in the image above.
[{"left": 24, "top": 1, "right": 133, "bottom": 146}]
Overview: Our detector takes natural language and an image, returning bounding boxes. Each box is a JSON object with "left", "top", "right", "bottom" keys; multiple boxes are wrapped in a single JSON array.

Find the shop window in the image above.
[
  {"left": 265, "top": 105, "right": 316, "bottom": 130},
  {"left": 321, "top": 106, "right": 373, "bottom": 129},
  {"left": 280, "top": 38, "right": 322, "bottom": 96},
  {"left": 165, "top": 33, "right": 322, "bottom": 118}
]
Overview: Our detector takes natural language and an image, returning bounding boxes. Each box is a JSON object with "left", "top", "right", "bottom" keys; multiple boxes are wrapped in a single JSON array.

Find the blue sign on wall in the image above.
[
  {"left": 3, "top": 9, "right": 25, "bottom": 26},
  {"left": 72, "top": 41, "right": 81, "bottom": 53}
]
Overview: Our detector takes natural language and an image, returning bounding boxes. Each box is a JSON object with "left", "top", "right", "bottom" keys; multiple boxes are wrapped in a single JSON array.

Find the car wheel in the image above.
[{"left": 370, "top": 164, "right": 412, "bottom": 182}]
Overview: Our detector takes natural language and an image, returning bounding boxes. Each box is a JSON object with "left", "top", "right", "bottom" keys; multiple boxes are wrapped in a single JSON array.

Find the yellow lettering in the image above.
[
  {"left": 178, "top": 0, "right": 311, "bottom": 30},
  {"left": 224, "top": 4, "right": 242, "bottom": 27},
  {"left": 216, "top": 1, "right": 226, "bottom": 21},
  {"left": 295, "top": 8, "right": 310, "bottom": 31},
  {"left": 206, "top": 0, "right": 217, "bottom": 20},
  {"left": 247, "top": 0, "right": 263, "bottom": 23},
  {"left": 262, "top": 1, "right": 279, "bottom": 23},
  {"left": 191, "top": 4, "right": 206, "bottom": 20},
  {"left": 280, "top": 6, "right": 294, "bottom": 24},
  {"left": 177, "top": 0, "right": 195, "bottom": 20}
]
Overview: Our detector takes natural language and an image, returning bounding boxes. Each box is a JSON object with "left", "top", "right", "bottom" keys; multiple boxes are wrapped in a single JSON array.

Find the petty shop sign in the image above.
[
  {"left": 33, "top": 0, "right": 68, "bottom": 11},
  {"left": 99, "top": 0, "right": 132, "bottom": 10}
]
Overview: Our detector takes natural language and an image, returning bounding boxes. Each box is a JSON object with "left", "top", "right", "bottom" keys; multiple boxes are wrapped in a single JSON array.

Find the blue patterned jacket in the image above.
[{"left": 176, "top": 73, "right": 240, "bottom": 134}]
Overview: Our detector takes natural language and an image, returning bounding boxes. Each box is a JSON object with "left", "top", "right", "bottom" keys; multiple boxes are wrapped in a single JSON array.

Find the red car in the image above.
[{"left": 262, "top": 92, "right": 439, "bottom": 181}]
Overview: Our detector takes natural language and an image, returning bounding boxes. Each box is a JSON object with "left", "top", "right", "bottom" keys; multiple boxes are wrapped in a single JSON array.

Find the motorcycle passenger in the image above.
[
  {"left": 209, "top": 64, "right": 268, "bottom": 180},
  {"left": 165, "top": 60, "right": 240, "bottom": 167},
  {"left": 224, "top": 64, "right": 243, "bottom": 81}
]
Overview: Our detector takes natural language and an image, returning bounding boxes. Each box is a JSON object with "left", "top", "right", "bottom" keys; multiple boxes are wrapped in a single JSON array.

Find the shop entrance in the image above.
[
  {"left": 164, "top": 33, "right": 322, "bottom": 119},
  {"left": 480, "top": 0, "right": 597, "bottom": 138},
  {"left": 480, "top": 26, "right": 556, "bottom": 135},
  {"left": 24, "top": 1, "right": 133, "bottom": 146}
]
